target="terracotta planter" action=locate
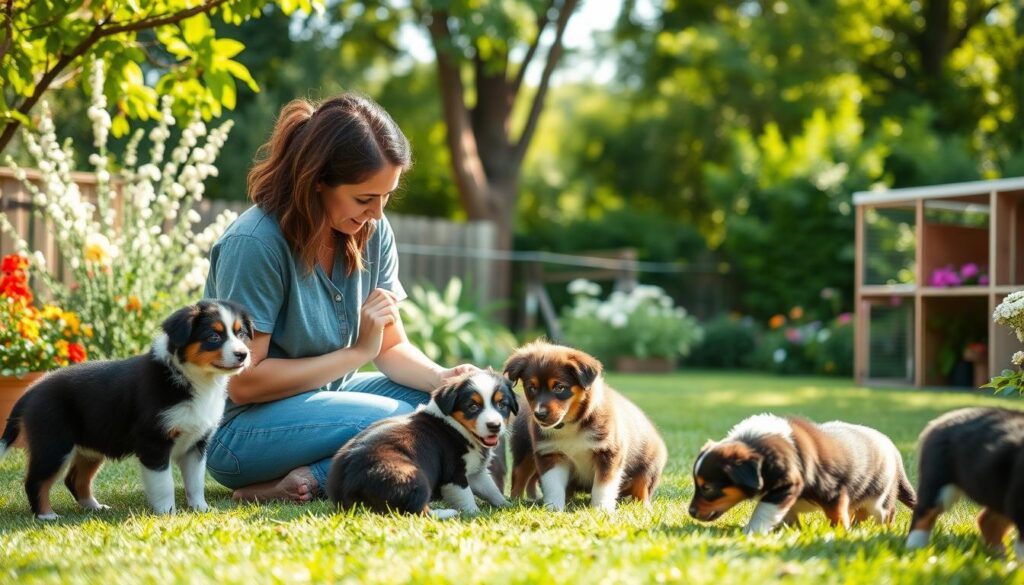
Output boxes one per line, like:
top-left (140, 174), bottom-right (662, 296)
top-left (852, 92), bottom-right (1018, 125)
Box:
top-left (614, 356), bottom-right (676, 373)
top-left (0, 371), bottom-right (45, 448)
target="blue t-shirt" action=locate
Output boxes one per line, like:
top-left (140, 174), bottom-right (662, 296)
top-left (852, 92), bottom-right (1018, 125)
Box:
top-left (204, 205), bottom-right (406, 422)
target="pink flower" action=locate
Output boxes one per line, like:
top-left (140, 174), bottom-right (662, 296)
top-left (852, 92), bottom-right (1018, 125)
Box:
top-left (837, 312), bottom-right (853, 325)
top-left (980, 275), bottom-right (990, 285)
top-left (929, 265), bottom-right (961, 288)
top-left (960, 263), bottom-right (979, 279)
top-left (785, 327), bottom-right (802, 343)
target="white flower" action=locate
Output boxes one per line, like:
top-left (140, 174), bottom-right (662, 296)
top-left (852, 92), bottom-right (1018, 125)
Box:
top-left (1012, 351), bottom-right (1024, 366)
top-left (773, 348), bottom-right (787, 364)
top-left (610, 312), bottom-right (628, 328)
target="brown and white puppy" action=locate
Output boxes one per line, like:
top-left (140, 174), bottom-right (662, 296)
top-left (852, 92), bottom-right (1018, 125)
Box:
top-left (504, 341), bottom-right (667, 512)
top-left (328, 370), bottom-right (516, 518)
top-left (0, 300), bottom-right (253, 520)
top-left (907, 407), bottom-right (1024, 556)
top-left (689, 414), bottom-right (916, 534)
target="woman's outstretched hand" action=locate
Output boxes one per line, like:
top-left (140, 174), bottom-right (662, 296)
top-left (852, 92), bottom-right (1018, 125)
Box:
top-left (354, 288), bottom-right (400, 360)
top-left (436, 364), bottom-right (482, 385)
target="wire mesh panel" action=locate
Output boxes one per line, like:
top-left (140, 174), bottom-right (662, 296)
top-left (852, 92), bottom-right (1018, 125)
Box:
top-left (868, 300), bottom-right (914, 382)
top-left (863, 206), bottom-right (916, 286)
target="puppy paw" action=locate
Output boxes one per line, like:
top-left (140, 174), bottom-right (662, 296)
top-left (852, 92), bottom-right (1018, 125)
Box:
top-left (543, 502), bottom-right (566, 512)
top-left (190, 501), bottom-right (210, 513)
top-left (36, 512), bottom-right (60, 521)
top-left (429, 508), bottom-right (460, 520)
top-left (489, 497), bottom-right (510, 508)
top-left (78, 498), bottom-right (110, 511)
top-left (905, 530), bottom-right (931, 550)
top-left (151, 504), bottom-right (177, 515)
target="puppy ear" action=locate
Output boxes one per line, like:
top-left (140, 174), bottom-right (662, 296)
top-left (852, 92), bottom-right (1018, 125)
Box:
top-left (432, 380), bottom-right (461, 416)
top-left (566, 349), bottom-right (602, 389)
top-left (502, 351), bottom-right (530, 387)
top-left (162, 304), bottom-right (199, 351)
top-left (239, 309), bottom-right (255, 341)
top-left (726, 456), bottom-right (763, 493)
top-left (503, 377), bottom-right (518, 415)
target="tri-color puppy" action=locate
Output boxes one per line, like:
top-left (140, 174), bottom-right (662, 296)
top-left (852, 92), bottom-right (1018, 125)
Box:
top-left (328, 370), bottom-right (516, 517)
top-left (504, 341), bottom-right (667, 512)
top-left (907, 407), bottom-right (1024, 556)
top-left (0, 299), bottom-right (253, 520)
top-left (689, 414), bottom-right (916, 534)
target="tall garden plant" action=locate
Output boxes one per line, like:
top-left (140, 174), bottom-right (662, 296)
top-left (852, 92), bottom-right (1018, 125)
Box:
top-left (0, 61), bottom-right (237, 358)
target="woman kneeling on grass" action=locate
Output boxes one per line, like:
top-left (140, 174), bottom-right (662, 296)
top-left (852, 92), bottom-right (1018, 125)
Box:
top-left (203, 93), bottom-right (477, 502)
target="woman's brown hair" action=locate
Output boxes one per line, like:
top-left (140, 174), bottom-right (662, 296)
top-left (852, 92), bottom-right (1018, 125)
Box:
top-left (248, 93), bottom-right (412, 275)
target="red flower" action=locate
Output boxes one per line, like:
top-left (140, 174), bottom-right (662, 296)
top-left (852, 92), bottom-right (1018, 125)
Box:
top-left (1, 254), bottom-right (28, 274)
top-left (67, 342), bottom-right (87, 364)
top-left (0, 272), bottom-right (32, 304)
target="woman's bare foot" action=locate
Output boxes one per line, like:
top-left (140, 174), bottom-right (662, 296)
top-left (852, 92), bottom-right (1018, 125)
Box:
top-left (231, 467), bottom-right (318, 503)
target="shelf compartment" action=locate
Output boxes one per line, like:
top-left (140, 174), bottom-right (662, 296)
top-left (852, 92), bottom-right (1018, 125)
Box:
top-left (994, 189), bottom-right (1024, 287)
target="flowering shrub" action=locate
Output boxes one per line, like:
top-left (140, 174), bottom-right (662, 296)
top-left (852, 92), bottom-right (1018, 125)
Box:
top-left (1, 254), bottom-right (89, 376)
top-left (753, 308), bottom-right (854, 376)
top-left (561, 279), bottom-right (703, 365)
top-left (982, 291), bottom-right (1024, 396)
top-left (398, 277), bottom-right (518, 368)
top-left (0, 60), bottom-right (237, 359)
top-left (929, 263), bottom-right (989, 287)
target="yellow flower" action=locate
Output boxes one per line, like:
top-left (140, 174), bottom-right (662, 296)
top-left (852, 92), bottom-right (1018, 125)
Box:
top-left (55, 339), bottom-right (69, 356)
top-left (62, 311), bottom-right (80, 335)
top-left (126, 296), bottom-right (142, 312)
top-left (41, 305), bottom-right (63, 320)
top-left (83, 324), bottom-right (94, 338)
top-left (83, 232), bottom-right (116, 265)
top-left (17, 317), bottom-right (39, 342)
top-left (789, 306), bottom-right (804, 321)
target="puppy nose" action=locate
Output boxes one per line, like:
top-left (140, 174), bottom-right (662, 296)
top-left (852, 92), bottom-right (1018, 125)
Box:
top-left (486, 422), bottom-right (501, 433)
top-left (688, 505), bottom-right (698, 517)
top-left (234, 350), bottom-right (249, 361)
top-left (534, 407), bottom-right (548, 419)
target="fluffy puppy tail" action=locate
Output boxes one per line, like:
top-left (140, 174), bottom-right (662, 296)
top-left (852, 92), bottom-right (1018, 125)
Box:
top-left (0, 394), bottom-right (27, 459)
top-left (896, 468), bottom-right (917, 509)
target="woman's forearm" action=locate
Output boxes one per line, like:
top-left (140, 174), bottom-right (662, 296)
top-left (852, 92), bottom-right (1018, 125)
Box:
top-left (373, 341), bottom-right (444, 392)
top-left (228, 345), bottom-right (373, 404)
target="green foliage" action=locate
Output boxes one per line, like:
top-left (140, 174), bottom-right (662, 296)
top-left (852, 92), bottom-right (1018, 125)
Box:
top-left (0, 0), bottom-right (320, 153)
top-left (685, 314), bottom-right (760, 369)
top-left (704, 100), bottom-right (878, 319)
top-left (398, 277), bottom-right (517, 368)
top-left (561, 281), bottom-right (703, 365)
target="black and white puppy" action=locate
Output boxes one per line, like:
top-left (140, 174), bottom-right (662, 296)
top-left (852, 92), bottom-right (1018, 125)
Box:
top-left (907, 407), bottom-right (1024, 556)
top-left (0, 299), bottom-right (253, 520)
top-left (328, 370), bottom-right (517, 518)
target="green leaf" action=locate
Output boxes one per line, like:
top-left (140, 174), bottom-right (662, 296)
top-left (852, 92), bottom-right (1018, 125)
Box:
top-left (220, 59), bottom-right (260, 93)
top-left (111, 114), bottom-right (130, 138)
top-left (182, 13), bottom-right (212, 46)
top-left (213, 38), bottom-right (245, 59)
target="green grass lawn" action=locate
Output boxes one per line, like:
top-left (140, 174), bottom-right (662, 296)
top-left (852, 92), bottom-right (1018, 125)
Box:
top-left (1, 371), bottom-right (1022, 584)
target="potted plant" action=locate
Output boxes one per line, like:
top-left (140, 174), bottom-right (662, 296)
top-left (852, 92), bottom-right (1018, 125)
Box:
top-left (561, 279), bottom-right (703, 372)
top-left (0, 253), bottom-right (89, 434)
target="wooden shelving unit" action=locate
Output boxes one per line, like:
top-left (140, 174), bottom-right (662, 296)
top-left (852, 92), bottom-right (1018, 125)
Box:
top-left (853, 178), bottom-right (1024, 388)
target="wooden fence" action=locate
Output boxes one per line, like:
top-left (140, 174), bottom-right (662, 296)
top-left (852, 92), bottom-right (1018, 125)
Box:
top-left (0, 168), bottom-right (497, 307)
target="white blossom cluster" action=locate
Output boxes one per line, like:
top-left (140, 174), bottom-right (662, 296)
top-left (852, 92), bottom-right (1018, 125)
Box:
top-left (567, 279), bottom-right (689, 330)
top-left (993, 290), bottom-right (1024, 343)
top-left (0, 59), bottom-right (237, 357)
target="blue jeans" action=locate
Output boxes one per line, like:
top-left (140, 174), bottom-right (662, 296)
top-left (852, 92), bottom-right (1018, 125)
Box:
top-left (206, 373), bottom-right (430, 495)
